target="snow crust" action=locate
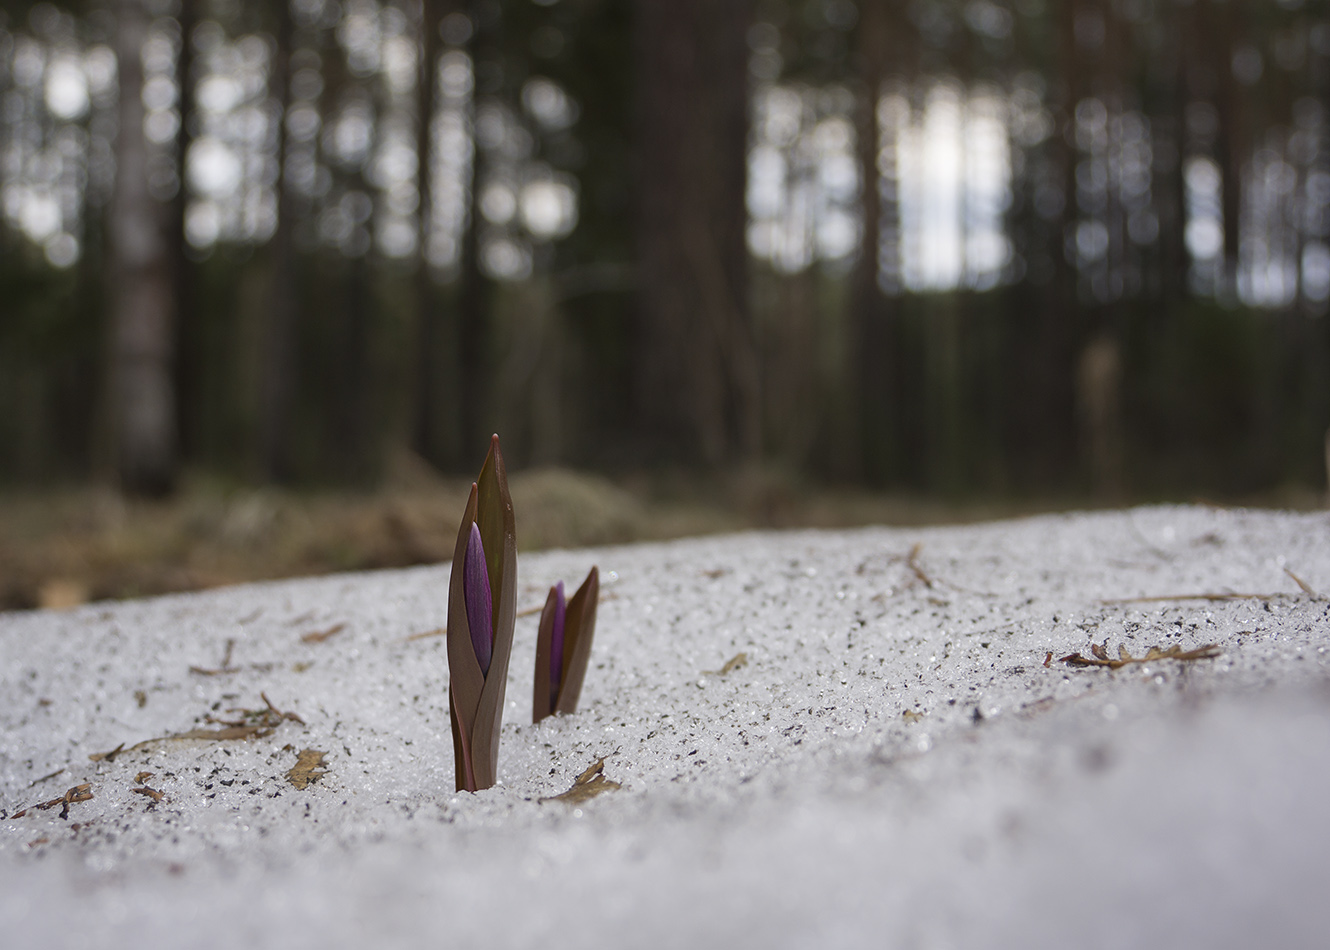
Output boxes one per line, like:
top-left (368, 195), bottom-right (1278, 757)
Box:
top-left (2, 505), bottom-right (1329, 949)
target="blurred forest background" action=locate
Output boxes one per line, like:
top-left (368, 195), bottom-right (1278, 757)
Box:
top-left (2, 0), bottom-right (1329, 606)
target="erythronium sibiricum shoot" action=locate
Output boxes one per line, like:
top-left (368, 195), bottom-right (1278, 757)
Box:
top-left (448, 435), bottom-right (516, 792)
top-left (533, 566), bottom-right (599, 723)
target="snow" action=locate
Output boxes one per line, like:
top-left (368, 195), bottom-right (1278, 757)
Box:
top-left (2, 505), bottom-right (1329, 949)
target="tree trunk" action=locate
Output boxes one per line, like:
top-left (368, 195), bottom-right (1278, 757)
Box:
top-left (109, 0), bottom-right (176, 495)
top-left (261, 0), bottom-right (299, 482)
top-left (1212, 1), bottom-right (1246, 294)
top-left (412, 0), bottom-right (447, 467)
top-left (170, 0), bottom-right (197, 466)
top-left (850, 0), bottom-right (897, 484)
top-left (635, 0), bottom-right (758, 466)
top-left (455, 0), bottom-right (496, 463)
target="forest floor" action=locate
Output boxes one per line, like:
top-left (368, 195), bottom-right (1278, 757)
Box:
top-left (0, 457), bottom-right (1323, 611)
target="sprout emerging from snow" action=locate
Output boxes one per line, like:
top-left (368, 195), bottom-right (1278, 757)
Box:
top-left (533, 566), bottom-right (599, 723)
top-left (447, 435), bottom-right (517, 791)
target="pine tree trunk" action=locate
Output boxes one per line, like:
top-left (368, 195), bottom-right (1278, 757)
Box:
top-left (635, 0), bottom-right (758, 466)
top-left (850, 0), bottom-right (896, 484)
top-left (261, 0), bottom-right (299, 482)
top-left (109, 0), bottom-right (176, 495)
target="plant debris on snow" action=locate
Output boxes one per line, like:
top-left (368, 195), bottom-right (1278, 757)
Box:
top-left (1059, 641), bottom-right (1222, 670)
top-left (540, 757), bottom-right (621, 804)
top-left (89, 694), bottom-right (304, 761)
top-left (704, 653), bottom-right (748, 676)
top-left (286, 750), bottom-right (329, 790)
top-left (300, 623), bottom-right (346, 644)
top-left (7, 784), bottom-right (93, 821)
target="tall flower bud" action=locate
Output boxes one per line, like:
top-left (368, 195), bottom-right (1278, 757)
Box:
top-left (447, 435), bottom-right (516, 791)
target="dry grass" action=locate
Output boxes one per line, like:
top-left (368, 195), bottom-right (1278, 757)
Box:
top-left (2, 464), bottom-right (1321, 612)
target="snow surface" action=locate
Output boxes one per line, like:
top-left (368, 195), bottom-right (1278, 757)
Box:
top-left (2, 505), bottom-right (1329, 949)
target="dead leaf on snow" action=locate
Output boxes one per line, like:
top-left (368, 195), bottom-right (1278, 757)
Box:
top-left (1284, 567), bottom-right (1319, 597)
top-left (6, 783), bottom-right (94, 821)
top-left (132, 786), bottom-right (165, 803)
top-left (90, 694), bottom-right (303, 760)
top-left (906, 543), bottom-right (933, 588)
top-left (135, 772), bottom-right (153, 784)
top-left (286, 749), bottom-right (328, 790)
top-left (1059, 642), bottom-right (1221, 670)
top-left (901, 709), bottom-right (924, 723)
top-left (38, 784), bottom-right (93, 820)
top-left (399, 626), bottom-right (445, 643)
top-left (175, 725), bottom-right (278, 741)
top-left (704, 653), bottom-right (748, 676)
top-left (189, 638), bottom-right (275, 676)
top-left (540, 756), bottom-right (621, 804)
top-left (1100, 590), bottom-right (1305, 605)
top-left (300, 623), bottom-right (345, 644)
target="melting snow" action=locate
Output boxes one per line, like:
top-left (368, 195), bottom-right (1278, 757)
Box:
top-left (2, 506), bottom-right (1329, 948)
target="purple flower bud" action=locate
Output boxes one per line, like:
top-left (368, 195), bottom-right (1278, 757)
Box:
top-left (548, 581), bottom-right (566, 703)
top-left (464, 521), bottom-right (493, 675)
top-left (533, 566), bottom-right (598, 723)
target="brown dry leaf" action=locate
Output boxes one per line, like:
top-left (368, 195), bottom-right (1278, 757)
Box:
top-left (1284, 567), bottom-right (1318, 597)
top-left (132, 786), bottom-right (165, 803)
top-left (300, 623), bottom-right (345, 644)
top-left (286, 749), bottom-right (328, 790)
top-left (134, 690), bottom-right (147, 708)
top-left (1043, 651), bottom-right (1053, 668)
top-left (90, 695), bottom-right (303, 760)
top-left (1060, 642), bottom-right (1222, 670)
top-left (135, 772), bottom-right (153, 784)
top-left (175, 725), bottom-right (277, 741)
top-left (7, 783), bottom-right (94, 821)
top-left (704, 653), bottom-right (748, 676)
top-left (541, 757), bottom-right (622, 804)
top-left (901, 709), bottom-right (924, 723)
top-left (19, 783), bottom-right (96, 820)
top-left (88, 743), bottom-right (126, 763)
top-left (400, 626), bottom-right (445, 643)
top-left (1101, 591), bottom-right (1295, 604)
top-left (906, 543), bottom-right (934, 588)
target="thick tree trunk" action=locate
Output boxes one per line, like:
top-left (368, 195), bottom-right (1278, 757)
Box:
top-left (109, 0), bottom-right (176, 495)
top-left (635, 0), bottom-right (758, 466)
